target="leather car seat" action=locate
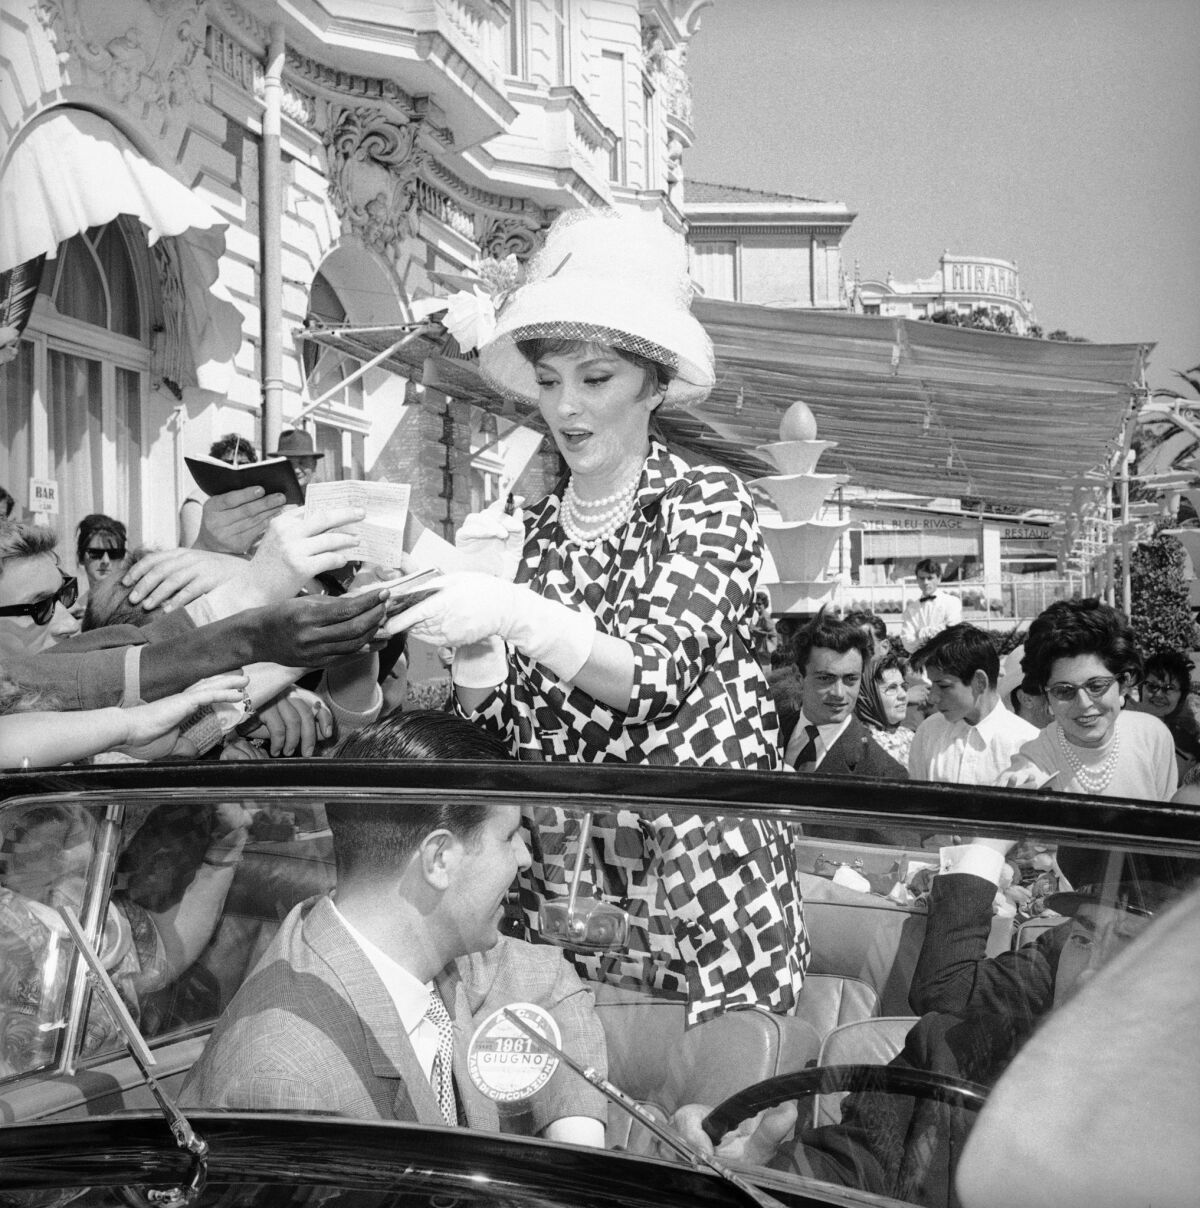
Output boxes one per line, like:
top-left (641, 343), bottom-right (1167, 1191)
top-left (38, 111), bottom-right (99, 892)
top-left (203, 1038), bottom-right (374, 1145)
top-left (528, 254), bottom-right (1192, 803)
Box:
top-left (592, 982), bottom-right (822, 1151)
top-left (811, 1015), bottom-right (919, 1126)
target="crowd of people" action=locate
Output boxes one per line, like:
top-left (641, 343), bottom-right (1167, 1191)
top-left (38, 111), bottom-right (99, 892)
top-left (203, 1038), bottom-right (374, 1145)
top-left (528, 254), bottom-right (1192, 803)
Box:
top-left (0, 209), bottom-right (1196, 1205)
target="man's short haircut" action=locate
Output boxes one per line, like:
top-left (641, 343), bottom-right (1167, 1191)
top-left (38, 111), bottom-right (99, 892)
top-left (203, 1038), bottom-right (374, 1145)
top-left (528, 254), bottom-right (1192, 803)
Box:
top-left (82, 549), bottom-right (151, 631)
top-left (209, 433), bottom-right (258, 463)
top-left (913, 623), bottom-right (1000, 687)
top-left (0, 520), bottom-right (58, 578)
top-left (844, 609), bottom-right (888, 642)
top-left (328, 712), bottom-right (510, 879)
top-left (793, 609), bottom-right (871, 675)
top-left (914, 558), bottom-right (944, 578)
top-left (1020, 598), bottom-right (1142, 694)
top-left (75, 513), bottom-right (127, 565)
top-left (0, 487), bottom-right (14, 519)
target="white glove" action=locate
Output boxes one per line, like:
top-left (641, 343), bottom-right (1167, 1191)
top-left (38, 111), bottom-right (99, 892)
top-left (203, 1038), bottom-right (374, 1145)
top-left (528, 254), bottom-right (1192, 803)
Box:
top-left (396, 572), bottom-right (596, 683)
top-left (454, 498), bottom-right (525, 581)
top-left (452, 637), bottom-right (509, 689)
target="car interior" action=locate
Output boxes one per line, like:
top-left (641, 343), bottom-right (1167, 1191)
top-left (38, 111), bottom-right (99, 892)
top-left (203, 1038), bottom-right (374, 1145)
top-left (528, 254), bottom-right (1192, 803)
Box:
top-left (0, 785), bottom-right (1194, 1189)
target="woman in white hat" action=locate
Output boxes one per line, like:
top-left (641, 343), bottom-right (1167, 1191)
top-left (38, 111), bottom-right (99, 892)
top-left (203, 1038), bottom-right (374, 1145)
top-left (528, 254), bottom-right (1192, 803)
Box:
top-left (395, 210), bottom-right (807, 1024)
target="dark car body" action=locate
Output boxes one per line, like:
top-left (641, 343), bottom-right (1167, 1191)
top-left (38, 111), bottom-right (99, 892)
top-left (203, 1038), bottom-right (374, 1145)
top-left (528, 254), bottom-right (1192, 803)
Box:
top-left (0, 760), bottom-right (1194, 1208)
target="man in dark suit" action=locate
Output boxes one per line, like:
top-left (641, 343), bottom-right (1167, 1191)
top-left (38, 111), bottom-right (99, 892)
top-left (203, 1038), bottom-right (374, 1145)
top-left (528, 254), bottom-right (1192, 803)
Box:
top-left (677, 841), bottom-right (1187, 1207)
top-left (779, 612), bottom-right (906, 778)
top-left (181, 713), bottom-right (606, 1145)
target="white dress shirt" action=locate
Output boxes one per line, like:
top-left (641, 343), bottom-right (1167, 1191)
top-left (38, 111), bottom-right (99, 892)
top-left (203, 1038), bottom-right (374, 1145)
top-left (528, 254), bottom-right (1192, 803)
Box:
top-left (909, 700), bottom-right (1038, 785)
top-left (333, 901), bottom-right (439, 1081)
top-left (785, 712), bottom-right (852, 770)
top-left (899, 590), bottom-right (964, 653)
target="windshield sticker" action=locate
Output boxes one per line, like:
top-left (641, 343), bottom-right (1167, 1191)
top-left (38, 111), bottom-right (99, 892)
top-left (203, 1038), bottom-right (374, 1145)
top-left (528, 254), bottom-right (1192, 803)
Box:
top-left (467, 1002), bottom-right (561, 1102)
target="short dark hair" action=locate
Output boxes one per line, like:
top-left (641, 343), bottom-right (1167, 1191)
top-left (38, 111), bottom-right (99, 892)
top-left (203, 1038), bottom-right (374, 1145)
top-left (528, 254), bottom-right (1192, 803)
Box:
top-left (844, 609), bottom-right (888, 642)
top-left (793, 610), bottom-right (871, 675)
top-left (209, 433), bottom-right (258, 463)
top-left (329, 712), bottom-right (510, 879)
top-left (913, 623), bottom-right (1000, 688)
top-left (75, 514), bottom-right (126, 565)
top-left (515, 336), bottom-right (676, 395)
top-left (82, 548), bottom-right (152, 631)
top-left (1143, 650), bottom-right (1193, 697)
top-left (0, 487), bottom-right (14, 519)
top-left (915, 558), bottom-right (944, 578)
top-left (1021, 598), bottom-right (1142, 694)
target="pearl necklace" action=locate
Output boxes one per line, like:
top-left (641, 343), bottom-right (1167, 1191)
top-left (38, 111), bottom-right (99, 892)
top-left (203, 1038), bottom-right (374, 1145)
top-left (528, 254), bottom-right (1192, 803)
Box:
top-left (561, 474), bottom-right (639, 548)
top-left (1055, 721), bottom-right (1120, 794)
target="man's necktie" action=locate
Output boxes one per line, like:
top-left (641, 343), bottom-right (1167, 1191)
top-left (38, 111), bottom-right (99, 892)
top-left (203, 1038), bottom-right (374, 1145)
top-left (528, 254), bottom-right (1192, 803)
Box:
top-left (425, 991), bottom-right (457, 1125)
top-left (793, 723), bottom-right (821, 771)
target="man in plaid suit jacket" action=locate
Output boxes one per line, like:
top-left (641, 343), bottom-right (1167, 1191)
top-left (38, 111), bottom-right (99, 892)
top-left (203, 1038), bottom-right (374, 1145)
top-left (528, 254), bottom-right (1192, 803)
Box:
top-left (181, 721), bottom-right (607, 1143)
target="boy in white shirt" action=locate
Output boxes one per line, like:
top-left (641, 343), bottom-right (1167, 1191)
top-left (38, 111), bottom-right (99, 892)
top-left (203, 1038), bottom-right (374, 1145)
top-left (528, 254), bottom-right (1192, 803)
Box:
top-left (909, 624), bottom-right (1038, 785)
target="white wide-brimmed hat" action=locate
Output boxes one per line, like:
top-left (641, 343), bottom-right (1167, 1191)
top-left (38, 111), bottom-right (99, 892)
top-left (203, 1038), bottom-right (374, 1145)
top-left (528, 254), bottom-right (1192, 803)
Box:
top-left (478, 209), bottom-right (715, 407)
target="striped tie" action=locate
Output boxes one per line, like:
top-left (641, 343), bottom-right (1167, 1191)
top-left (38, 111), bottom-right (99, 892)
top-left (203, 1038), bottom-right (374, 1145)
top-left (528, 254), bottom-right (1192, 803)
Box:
top-left (425, 991), bottom-right (457, 1125)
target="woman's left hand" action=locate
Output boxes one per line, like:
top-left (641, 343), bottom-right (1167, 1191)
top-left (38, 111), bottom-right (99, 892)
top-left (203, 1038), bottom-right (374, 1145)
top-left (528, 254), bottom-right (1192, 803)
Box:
top-left (391, 572), bottom-right (514, 648)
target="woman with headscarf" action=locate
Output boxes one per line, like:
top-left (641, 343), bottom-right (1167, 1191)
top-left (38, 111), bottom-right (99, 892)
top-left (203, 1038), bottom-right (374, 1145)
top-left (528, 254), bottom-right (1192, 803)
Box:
top-left (855, 650), bottom-right (914, 766)
top-left (394, 210), bottom-right (806, 1025)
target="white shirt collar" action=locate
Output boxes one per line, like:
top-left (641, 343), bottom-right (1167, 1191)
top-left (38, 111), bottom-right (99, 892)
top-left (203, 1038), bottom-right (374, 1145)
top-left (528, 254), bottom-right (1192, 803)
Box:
top-left (799, 711), bottom-right (852, 745)
top-left (332, 900), bottom-right (432, 1036)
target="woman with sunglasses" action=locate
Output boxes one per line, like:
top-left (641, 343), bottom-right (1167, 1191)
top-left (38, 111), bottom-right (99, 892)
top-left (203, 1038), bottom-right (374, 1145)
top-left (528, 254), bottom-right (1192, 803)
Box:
top-left (998, 598), bottom-right (1177, 802)
top-left (74, 514), bottom-right (127, 617)
top-left (0, 521), bottom-right (80, 659)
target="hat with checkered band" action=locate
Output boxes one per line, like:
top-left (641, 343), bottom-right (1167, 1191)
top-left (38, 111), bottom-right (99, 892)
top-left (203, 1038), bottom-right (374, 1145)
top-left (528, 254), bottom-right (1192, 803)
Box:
top-left (478, 209), bottom-right (716, 407)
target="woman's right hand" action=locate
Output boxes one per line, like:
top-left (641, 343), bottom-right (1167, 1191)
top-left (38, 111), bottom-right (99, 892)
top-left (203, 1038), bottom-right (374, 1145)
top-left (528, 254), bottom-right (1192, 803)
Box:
top-left (996, 762), bottom-right (1049, 790)
top-left (455, 498), bottom-right (524, 581)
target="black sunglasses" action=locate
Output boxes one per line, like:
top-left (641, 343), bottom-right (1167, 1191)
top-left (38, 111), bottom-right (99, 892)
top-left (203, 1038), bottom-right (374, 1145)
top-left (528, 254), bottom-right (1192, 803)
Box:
top-left (83, 546), bottom-right (125, 562)
top-left (0, 574), bottom-right (79, 626)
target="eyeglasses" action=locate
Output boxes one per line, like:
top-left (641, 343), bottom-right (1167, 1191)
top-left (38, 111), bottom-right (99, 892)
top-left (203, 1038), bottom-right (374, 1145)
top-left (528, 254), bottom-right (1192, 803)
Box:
top-left (82, 546), bottom-right (125, 562)
top-left (1143, 680), bottom-right (1180, 697)
top-left (0, 574), bottom-right (78, 626)
top-left (1045, 675), bottom-right (1120, 703)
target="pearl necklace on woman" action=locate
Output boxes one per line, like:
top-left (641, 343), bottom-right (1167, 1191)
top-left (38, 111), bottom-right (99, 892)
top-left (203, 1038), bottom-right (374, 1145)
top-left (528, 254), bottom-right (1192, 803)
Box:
top-left (1055, 721), bottom-right (1121, 794)
top-left (560, 472), bottom-right (640, 548)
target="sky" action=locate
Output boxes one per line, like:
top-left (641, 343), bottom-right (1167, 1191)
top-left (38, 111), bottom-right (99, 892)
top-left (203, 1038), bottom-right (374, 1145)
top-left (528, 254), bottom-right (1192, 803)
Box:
top-left (684, 0), bottom-right (1200, 393)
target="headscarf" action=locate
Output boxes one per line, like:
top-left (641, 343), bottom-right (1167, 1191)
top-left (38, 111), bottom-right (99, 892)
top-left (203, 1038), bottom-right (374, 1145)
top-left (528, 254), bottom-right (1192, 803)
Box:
top-left (856, 655), bottom-right (900, 733)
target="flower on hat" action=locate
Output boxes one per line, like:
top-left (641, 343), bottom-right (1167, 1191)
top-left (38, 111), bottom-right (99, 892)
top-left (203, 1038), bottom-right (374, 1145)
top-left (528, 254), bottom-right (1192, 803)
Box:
top-left (410, 255), bottom-right (524, 353)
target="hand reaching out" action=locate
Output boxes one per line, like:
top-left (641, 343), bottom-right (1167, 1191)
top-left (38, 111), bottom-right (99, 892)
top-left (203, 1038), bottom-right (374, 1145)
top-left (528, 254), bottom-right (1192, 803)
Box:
top-left (115, 672), bottom-right (249, 759)
top-left (194, 485), bottom-right (287, 554)
top-left (122, 548), bottom-right (248, 612)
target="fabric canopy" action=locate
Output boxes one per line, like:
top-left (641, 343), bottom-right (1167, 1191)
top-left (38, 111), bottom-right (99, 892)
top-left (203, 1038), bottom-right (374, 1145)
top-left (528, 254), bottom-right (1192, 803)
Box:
top-left (302, 299), bottom-right (1150, 523)
top-left (689, 299), bottom-right (1150, 513)
top-left (0, 108), bottom-right (242, 391)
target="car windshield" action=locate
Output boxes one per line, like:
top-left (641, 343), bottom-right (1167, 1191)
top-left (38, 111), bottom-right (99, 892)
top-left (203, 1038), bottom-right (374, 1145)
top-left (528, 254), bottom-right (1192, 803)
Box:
top-left (0, 771), bottom-right (1195, 1208)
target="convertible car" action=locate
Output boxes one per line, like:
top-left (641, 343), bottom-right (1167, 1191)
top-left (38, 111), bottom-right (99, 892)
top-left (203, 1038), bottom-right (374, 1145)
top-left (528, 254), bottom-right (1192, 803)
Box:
top-left (0, 758), bottom-right (1195, 1208)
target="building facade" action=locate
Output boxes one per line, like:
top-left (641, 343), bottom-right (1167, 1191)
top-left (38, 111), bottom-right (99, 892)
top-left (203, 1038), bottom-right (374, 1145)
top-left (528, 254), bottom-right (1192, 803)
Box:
top-left (0, 0), bottom-right (712, 550)
top-left (684, 180), bottom-right (855, 308)
top-left (855, 252), bottom-right (1037, 334)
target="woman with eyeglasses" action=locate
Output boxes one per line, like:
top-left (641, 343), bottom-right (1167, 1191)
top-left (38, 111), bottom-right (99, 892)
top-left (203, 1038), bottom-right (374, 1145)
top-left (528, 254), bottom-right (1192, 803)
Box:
top-left (74, 514), bottom-right (127, 617)
top-left (998, 598), bottom-right (1177, 802)
top-left (1130, 649), bottom-right (1200, 780)
top-left (0, 521), bottom-right (81, 659)
top-left (855, 650), bottom-right (914, 765)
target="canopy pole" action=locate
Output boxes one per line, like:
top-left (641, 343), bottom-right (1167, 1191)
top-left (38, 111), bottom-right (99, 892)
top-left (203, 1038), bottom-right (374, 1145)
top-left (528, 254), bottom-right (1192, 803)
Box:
top-left (261, 23), bottom-right (285, 455)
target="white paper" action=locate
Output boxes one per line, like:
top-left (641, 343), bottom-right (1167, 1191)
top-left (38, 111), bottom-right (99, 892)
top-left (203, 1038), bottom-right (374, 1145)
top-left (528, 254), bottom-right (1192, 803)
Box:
top-left (306, 480), bottom-right (411, 569)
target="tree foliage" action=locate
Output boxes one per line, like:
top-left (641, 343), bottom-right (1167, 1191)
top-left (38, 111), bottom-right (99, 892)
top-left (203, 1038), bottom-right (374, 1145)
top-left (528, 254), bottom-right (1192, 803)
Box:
top-left (1129, 526), bottom-right (1198, 655)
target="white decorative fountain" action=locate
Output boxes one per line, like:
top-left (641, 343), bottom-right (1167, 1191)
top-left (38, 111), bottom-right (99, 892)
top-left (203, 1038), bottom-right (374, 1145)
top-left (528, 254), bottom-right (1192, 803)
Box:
top-left (752, 400), bottom-right (849, 615)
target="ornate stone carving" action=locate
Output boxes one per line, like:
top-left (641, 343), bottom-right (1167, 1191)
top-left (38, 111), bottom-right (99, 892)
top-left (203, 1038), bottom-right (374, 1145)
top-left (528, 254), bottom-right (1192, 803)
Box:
top-left (36, 0), bottom-right (208, 113)
top-left (657, 45), bottom-right (693, 126)
top-left (476, 215), bottom-right (543, 262)
top-left (323, 105), bottom-right (429, 260)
